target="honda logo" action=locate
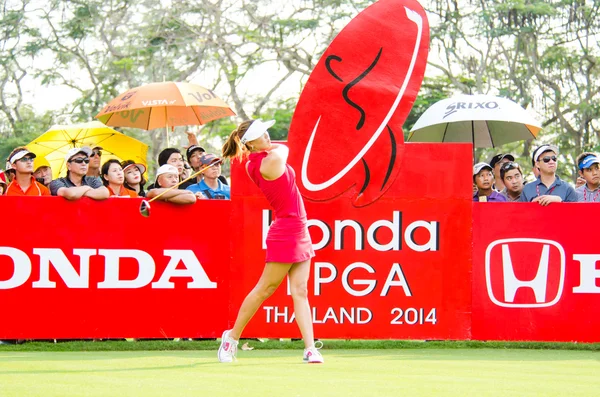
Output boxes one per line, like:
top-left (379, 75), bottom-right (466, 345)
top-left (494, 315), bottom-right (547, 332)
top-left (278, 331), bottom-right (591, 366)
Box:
top-left (485, 239), bottom-right (565, 308)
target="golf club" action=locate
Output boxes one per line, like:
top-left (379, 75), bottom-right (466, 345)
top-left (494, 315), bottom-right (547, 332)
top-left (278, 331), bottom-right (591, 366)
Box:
top-left (139, 158), bottom-right (223, 217)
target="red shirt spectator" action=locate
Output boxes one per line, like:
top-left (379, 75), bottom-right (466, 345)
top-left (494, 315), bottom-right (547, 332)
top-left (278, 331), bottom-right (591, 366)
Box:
top-left (5, 149), bottom-right (50, 196)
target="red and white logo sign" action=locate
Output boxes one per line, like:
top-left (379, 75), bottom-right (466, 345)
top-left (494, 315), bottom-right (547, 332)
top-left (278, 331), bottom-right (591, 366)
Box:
top-left (485, 238), bottom-right (565, 308)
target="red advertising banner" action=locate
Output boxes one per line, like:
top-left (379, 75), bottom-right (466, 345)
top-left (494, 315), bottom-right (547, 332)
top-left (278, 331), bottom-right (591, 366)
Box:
top-left (472, 203), bottom-right (600, 343)
top-left (230, 143), bottom-right (473, 340)
top-left (0, 197), bottom-right (230, 339)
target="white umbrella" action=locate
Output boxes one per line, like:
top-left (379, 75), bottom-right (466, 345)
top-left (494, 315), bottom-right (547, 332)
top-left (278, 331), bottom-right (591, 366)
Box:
top-left (408, 94), bottom-right (542, 147)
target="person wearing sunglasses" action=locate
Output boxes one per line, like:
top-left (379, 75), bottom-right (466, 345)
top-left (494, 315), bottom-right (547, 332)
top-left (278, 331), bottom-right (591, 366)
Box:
top-left (520, 144), bottom-right (577, 205)
top-left (49, 147), bottom-right (109, 200)
top-left (473, 162), bottom-right (507, 202)
top-left (499, 162), bottom-right (525, 202)
top-left (4, 147), bottom-right (50, 196)
top-left (575, 152), bottom-right (600, 202)
top-left (86, 146), bottom-right (103, 178)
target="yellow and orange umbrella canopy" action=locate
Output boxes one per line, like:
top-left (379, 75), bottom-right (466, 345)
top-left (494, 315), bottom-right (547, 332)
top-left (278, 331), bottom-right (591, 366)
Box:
top-left (95, 82), bottom-right (235, 130)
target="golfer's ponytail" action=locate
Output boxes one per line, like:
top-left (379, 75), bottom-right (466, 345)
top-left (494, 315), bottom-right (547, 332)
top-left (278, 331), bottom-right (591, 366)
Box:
top-left (222, 120), bottom-right (252, 161)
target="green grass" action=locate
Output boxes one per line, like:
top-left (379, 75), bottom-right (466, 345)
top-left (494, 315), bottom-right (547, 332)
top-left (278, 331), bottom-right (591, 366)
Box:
top-left (1, 339), bottom-right (599, 352)
top-left (0, 348), bottom-right (598, 397)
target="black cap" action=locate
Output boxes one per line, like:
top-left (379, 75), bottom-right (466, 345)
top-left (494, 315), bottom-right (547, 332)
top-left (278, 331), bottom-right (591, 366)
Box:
top-left (186, 145), bottom-right (206, 162)
top-left (490, 153), bottom-right (515, 168)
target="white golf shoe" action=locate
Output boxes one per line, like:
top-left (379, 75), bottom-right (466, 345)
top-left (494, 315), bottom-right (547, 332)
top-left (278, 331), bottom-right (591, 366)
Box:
top-left (218, 330), bottom-right (239, 363)
top-left (303, 344), bottom-right (324, 364)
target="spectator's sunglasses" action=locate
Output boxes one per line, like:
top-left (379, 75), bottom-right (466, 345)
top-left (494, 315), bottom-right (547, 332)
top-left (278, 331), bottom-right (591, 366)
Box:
top-left (541, 155), bottom-right (557, 163)
top-left (18, 157), bottom-right (35, 163)
top-left (501, 161), bottom-right (520, 171)
top-left (69, 158), bottom-right (90, 164)
top-left (90, 150), bottom-right (102, 158)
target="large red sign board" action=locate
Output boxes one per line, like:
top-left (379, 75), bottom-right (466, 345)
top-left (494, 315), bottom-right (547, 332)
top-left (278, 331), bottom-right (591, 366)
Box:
top-left (230, 144), bottom-right (472, 339)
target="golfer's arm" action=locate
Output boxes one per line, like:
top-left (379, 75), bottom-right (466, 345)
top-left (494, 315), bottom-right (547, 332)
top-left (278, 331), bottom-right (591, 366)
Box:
top-left (267, 143), bottom-right (289, 163)
top-left (261, 144), bottom-right (288, 180)
top-left (83, 186), bottom-right (110, 200)
top-left (57, 186), bottom-right (91, 200)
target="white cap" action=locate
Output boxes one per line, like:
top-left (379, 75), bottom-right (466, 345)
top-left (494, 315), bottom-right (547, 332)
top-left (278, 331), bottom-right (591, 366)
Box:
top-left (240, 119), bottom-right (275, 144)
top-left (155, 164), bottom-right (179, 184)
top-left (533, 145), bottom-right (559, 162)
top-left (123, 162), bottom-right (147, 175)
top-left (9, 149), bottom-right (37, 164)
top-left (473, 162), bottom-right (493, 176)
top-left (65, 146), bottom-right (92, 162)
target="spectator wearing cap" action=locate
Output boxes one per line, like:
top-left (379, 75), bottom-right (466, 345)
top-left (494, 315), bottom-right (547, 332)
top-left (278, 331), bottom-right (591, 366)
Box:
top-left (473, 162), bottom-right (507, 202)
top-left (49, 147), bottom-right (109, 200)
top-left (33, 156), bottom-right (53, 187)
top-left (146, 164), bottom-right (197, 204)
top-left (575, 152), bottom-right (600, 202)
top-left (181, 144), bottom-right (229, 189)
top-left (180, 145), bottom-right (205, 189)
top-left (489, 153), bottom-right (515, 192)
top-left (186, 154), bottom-right (230, 199)
top-left (147, 148), bottom-right (186, 191)
top-left (86, 146), bottom-right (103, 178)
top-left (101, 159), bottom-right (137, 197)
top-left (5, 147), bottom-right (50, 196)
top-left (499, 162), bottom-right (524, 202)
top-left (520, 144), bottom-right (577, 205)
top-left (121, 160), bottom-right (147, 197)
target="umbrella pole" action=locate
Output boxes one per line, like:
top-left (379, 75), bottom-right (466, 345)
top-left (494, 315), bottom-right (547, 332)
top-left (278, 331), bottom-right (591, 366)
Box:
top-left (165, 105), bottom-right (170, 146)
top-left (472, 120), bottom-right (475, 163)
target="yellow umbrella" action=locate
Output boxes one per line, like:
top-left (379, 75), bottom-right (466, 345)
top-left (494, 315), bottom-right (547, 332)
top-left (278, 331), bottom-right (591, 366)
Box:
top-left (27, 121), bottom-right (148, 179)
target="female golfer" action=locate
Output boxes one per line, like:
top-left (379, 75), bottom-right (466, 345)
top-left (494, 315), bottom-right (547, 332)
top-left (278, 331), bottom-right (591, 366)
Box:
top-left (219, 119), bottom-right (323, 364)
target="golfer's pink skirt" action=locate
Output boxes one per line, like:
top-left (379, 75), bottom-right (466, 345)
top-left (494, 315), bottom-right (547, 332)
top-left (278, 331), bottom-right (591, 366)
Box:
top-left (265, 217), bottom-right (315, 264)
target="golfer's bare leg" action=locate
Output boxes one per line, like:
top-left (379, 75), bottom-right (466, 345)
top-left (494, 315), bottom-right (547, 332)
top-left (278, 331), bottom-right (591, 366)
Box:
top-left (289, 259), bottom-right (315, 349)
top-left (229, 262), bottom-right (292, 340)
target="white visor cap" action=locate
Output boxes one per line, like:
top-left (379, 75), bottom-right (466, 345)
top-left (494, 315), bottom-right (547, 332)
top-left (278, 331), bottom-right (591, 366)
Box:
top-left (9, 150), bottom-right (37, 164)
top-left (240, 119), bottom-right (275, 144)
top-left (534, 145), bottom-right (559, 162)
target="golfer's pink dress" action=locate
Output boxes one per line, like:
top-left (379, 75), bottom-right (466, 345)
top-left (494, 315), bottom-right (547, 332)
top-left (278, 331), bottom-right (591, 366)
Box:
top-left (248, 151), bottom-right (315, 263)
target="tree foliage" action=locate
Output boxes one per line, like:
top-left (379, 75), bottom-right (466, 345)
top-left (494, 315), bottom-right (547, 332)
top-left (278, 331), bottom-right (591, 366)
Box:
top-left (0, 0), bottom-right (597, 182)
top-left (424, 0), bottom-right (600, 179)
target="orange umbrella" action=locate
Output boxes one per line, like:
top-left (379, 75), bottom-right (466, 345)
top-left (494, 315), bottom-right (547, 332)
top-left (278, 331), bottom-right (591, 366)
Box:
top-left (95, 82), bottom-right (235, 142)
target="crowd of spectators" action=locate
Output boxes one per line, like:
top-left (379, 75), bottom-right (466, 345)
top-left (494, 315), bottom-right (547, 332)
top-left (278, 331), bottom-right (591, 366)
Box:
top-left (473, 145), bottom-right (600, 204)
top-left (0, 139), bottom-right (230, 203)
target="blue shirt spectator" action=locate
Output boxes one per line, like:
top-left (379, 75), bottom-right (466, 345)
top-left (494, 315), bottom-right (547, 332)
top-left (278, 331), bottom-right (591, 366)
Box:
top-left (187, 179), bottom-right (230, 199)
top-left (575, 153), bottom-right (600, 202)
top-left (185, 153), bottom-right (229, 199)
top-left (520, 145), bottom-right (577, 204)
top-left (520, 176), bottom-right (577, 202)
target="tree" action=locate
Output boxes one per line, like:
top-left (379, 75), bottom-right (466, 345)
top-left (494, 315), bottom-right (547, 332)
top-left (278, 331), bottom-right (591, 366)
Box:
top-left (422, 0), bottom-right (600, 180)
